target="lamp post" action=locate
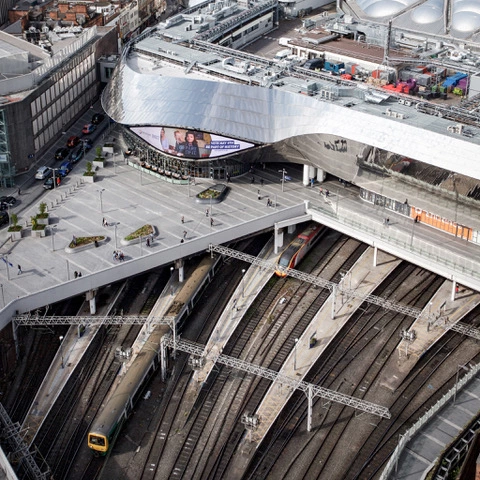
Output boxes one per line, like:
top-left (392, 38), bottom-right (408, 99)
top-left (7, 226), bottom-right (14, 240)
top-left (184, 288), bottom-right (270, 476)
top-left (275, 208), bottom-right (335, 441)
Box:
top-left (98, 189), bottom-right (105, 213)
top-left (114, 223), bottom-right (118, 249)
top-left (170, 266), bottom-right (175, 296)
top-left (59, 335), bottom-right (64, 369)
top-left (49, 224), bottom-right (57, 252)
top-left (294, 338), bottom-right (299, 370)
top-left (278, 168), bottom-right (287, 192)
top-left (241, 268), bottom-right (246, 298)
top-left (453, 364), bottom-right (470, 404)
top-left (1, 255), bottom-right (11, 281)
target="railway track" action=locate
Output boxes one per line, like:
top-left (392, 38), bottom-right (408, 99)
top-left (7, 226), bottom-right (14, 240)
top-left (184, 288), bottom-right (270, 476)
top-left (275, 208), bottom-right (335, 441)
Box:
top-left (146, 230), bottom-right (372, 479)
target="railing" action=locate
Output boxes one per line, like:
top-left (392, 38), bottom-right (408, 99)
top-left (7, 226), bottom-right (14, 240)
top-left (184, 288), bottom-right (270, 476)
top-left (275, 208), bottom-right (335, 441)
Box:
top-left (379, 362), bottom-right (480, 480)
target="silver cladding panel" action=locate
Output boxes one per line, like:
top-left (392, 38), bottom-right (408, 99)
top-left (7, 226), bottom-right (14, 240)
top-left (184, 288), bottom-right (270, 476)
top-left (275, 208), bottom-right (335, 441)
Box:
top-left (103, 51), bottom-right (480, 182)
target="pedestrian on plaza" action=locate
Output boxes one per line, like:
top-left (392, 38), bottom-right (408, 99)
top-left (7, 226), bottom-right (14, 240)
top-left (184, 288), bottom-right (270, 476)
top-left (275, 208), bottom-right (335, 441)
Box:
top-left (266, 197), bottom-right (271, 207)
top-left (181, 215), bottom-right (185, 224)
top-left (72, 235), bottom-right (77, 246)
top-left (325, 189), bottom-right (330, 197)
top-left (146, 237), bottom-right (151, 247)
top-left (183, 230), bottom-right (187, 239)
top-left (180, 238), bottom-right (184, 243)
top-left (205, 209), bottom-right (209, 217)
top-left (74, 271), bottom-right (78, 279)
top-left (102, 217), bottom-right (107, 227)
top-left (17, 187), bottom-right (21, 196)
top-left (78, 271), bottom-right (82, 277)
top-left (257, 189), bottom-right (261, 200)
top-left (251, 176), bottom-right (255, 184)
top-left (210, 218), bottom-right (214, 227)
top-left (319, 187), bottom-right (323, 195)
top-left (17, 264), bottom-right (22, 275)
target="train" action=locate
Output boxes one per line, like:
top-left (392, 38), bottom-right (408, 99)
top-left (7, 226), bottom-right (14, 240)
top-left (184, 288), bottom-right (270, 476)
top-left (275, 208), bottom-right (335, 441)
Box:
top-left (275, 222), bottom-right (325, 277)
top-left (87, 255), bottom-right (220, 455)
top-left (87, 326), bottom-right (164, 455)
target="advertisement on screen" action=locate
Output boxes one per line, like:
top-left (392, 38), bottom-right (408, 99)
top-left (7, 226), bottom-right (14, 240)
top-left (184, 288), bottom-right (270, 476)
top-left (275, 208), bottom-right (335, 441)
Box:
top-left (130, 126), bottom-right (254, 159)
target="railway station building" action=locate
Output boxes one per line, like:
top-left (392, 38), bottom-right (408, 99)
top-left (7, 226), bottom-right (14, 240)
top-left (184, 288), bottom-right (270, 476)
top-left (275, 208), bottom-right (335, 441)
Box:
top-left (102, 0), bottom-right (480, 248)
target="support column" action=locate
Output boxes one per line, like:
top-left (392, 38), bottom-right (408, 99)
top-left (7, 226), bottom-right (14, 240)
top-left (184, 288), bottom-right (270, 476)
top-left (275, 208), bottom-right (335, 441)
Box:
top-left (373, 245), bottom-right (378, 267)
top-left (287, 224), bottom-right (296, 234)
top-left (175, 259), bottom-right (185, 283)
top-left (12, 320), bottom-right (19, 360)
top-left (303, 164), bottom-right (310, 186)
top-left (274, 227), bottom-right (284, 254)
top-left (316, 169), bottom-right (326, 182)
top-left (451, 280), bottom-right (457, 302)
top-left (86, 289), bottom-right (97, 315)
top-left (172, 319), bottom-right (177, 359)
top-left (307, 385), bottom-right (313, 432)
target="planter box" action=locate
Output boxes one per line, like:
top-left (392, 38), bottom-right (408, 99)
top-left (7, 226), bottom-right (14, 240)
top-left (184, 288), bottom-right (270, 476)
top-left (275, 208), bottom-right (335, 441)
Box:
top-left (33, 229), bottom-right (46, 238)
top-left (93, 160), bottom-right (105, 169)
top-left (36, 217), bottom-right (49, 226)
top-left (10, 230), bottom-right (23, 241)
top-left (83, 174), bottom-right (96, 183)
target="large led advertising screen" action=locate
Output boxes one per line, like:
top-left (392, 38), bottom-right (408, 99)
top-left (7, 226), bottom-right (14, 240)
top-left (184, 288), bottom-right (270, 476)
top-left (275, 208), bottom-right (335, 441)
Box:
top-left (130, 126), bottom-right (255, 159)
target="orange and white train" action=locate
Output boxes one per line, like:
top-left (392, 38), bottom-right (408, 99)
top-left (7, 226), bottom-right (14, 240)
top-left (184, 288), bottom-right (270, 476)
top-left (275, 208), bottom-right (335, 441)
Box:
top-left (275, 223), bottom-right (325, 277)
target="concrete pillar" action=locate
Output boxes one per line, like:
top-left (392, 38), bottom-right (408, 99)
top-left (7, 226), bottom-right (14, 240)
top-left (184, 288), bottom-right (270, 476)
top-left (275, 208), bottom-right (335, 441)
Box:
top-left (86, 289), bottom-right (97, 315)
top-left (451, 280), bottom-right (457, 302)
top-left (316, 169), bottom-right (326, 182)
top-left (175, 259), bottom-right (185, 283)
top-left (307, 385), bottom-right (313, 432)
top-left (373, 245), bottom-right (378, 267)
top-left (287, 224), bottom-right (296, 234)
top-left (303, 165), bottom-right (311, 186)
top-left (274, 227), bottom-right (284, 254)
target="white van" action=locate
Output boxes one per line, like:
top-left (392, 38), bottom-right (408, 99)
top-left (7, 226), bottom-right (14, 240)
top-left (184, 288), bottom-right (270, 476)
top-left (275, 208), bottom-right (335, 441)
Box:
top-left (274, 49), bottom-right (291, 61)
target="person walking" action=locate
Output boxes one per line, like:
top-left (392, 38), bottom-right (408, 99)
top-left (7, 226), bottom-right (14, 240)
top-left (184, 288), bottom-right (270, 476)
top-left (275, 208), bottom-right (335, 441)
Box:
top-left (205, 209), bottom-right (209, 217)
top-left (146, 237), bottom-right (151, 247)
top-left (210, 217), bottom-right (214, 227)
top-left (17, 264), bottom-right (22, 275)
top-left (74, 271), bottom-right (78, 279)
top-left (183, 230), bottom-right (187, 239)
top-left (181, 216), bottom-right (184, 224)
top-left (257, 189), bottom-right (261, 200)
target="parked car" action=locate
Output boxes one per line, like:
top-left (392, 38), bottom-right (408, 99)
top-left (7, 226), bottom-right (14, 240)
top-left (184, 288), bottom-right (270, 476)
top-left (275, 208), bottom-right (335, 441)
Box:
top-left (67, 136), bottom-right (80, 148)
top-left (54, 147), bottom-right (70, 161)
top-left (69, 146), bottom-right (84, 163)
top-left (35, 166), bottom-right (52, 180)
top-left (82, 123), bottom-right (96, 135)
top-left (58, 161), bottom-right (73, 177)
top-left (91, 113), bottom-right (105, 125)
top-left (302, 58), bottom-right (324, 70)
top-left (0, 211), bottom-right (9, 228)
top-left (43, 176), bottom-right (61, 190)
top-left (81, 139), bottom-right (93, 151)
top-left (0, 196), bottom-right (17, 207)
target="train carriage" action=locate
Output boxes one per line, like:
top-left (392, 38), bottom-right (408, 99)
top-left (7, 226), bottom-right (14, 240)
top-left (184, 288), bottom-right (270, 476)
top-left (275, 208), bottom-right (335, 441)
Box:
top-left (275, 223), bottom-right (325, 277)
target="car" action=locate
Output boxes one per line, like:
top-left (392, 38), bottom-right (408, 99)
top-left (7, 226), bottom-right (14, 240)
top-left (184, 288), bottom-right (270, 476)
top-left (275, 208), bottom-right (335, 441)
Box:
top-left (54, 147), bottom-right (70, 161)
top-left (58, 161), bottom-right (73, 177)
top-left (91, 113), bottom-right (105, 125)
top-left (81, 139), bottom-right (93, 151)
top-left (0, 211), bottom-right (9, 228)
top-left (43, 176), bottom-right (61, 190)
top-left (67, 136), bottom-right (80, 148)
top-left (35, 166), bottom-right (52, 180)
top-left (69, 146), bottom-right (85, 163)
top-left (0, 196), bottom-right (17, 207)
top-left (82, 123), bottom-right (96, 135)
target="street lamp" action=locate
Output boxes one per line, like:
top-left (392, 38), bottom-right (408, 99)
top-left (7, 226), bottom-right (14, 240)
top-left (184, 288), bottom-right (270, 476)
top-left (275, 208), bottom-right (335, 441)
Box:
top-left (278, 168), bottom-right (287, 192)
top-left (114, 223), bottom-right (118, 249)
top-left (59, 336), bottom-right (64, 369)
top-left (97, 189), bottom-right (105, 213)
top-left (241, 268), bottom-right (246, 298)
top-left (453, 364), bottom-right (471, 404)
top-left (49, 224), bottom-right (57, 252)
top-left (294, 338), bottom-right (299, 370)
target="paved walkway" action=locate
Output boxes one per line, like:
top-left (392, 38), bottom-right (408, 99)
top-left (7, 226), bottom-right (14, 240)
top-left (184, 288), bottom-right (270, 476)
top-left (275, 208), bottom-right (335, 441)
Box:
top-left (392, 374), bottom-right (480, 480)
